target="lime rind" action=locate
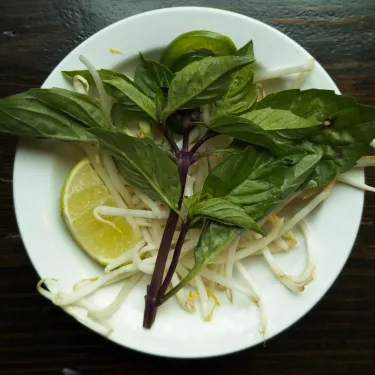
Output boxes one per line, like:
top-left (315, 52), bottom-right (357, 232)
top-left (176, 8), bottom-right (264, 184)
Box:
top-left (160, 30), bottom-right (237, 71)
top-left (60, 158), bottom-right (137, 265)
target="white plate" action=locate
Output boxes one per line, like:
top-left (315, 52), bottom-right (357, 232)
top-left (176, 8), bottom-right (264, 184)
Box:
top-left (13, 7), bottom-right (364, 358)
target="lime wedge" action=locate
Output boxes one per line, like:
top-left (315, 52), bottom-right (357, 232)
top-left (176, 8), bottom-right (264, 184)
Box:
top-left (61, 158), bottom-right (138, 265)
top-left (160, 30), bottom-right (237, 72)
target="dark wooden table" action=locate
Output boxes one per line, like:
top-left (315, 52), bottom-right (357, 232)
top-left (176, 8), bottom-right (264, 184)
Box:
top-left (1, 0), bottom-right (374, 374)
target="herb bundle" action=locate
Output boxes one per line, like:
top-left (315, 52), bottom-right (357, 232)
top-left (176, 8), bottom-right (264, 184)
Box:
top-left (2, 33), bottom-right (375, 330)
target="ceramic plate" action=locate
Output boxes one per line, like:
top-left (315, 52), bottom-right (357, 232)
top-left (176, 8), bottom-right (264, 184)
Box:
top-left (13, 7), bottom-right (364, 358)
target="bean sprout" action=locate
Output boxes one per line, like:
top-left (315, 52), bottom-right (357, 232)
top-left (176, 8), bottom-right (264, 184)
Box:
top-left (254, 60), bottom-right (314, 83)
top-left (88, 273), bottom-right (143, 318)
top-left (73, 75), bottom-right (89, 95)
top-left (288, 59), bottom-right (314, 89)
top-left (79, 55), bottom-right (111, 112)
top-left (225, 236), bottom-right (240, 302)
top-left (94, 206), bottom-right (169, 220)
top-left (235, 262), bottom-right (267, 335)
top-left (337, 172), bottom-right (375, 192)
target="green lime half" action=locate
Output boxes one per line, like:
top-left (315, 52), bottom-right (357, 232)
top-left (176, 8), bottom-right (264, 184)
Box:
top-left (160, 30), bottom-right (237, 72)
top-left (61, 159), bottom-right (138, 265)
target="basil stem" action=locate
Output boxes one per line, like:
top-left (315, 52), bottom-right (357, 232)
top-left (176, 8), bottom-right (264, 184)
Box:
top-left (143, 115), bottom-right (190, 328)
top-left (143, 110), bottom-right (214, 328)
top-left (157, 219), bottom-right (191, 301)
top-left (143, 208), bottom-right (180, 328)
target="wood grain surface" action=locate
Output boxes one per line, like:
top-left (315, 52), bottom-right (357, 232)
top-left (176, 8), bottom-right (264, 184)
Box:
top-left (0, 1), bottom-right (374, 374)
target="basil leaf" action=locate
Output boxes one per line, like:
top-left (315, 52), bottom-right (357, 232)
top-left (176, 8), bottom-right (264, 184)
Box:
top-left (206, 108), bottom-right (321, 154)
top-left (242, 108), bottom-right (320, 131)
top-left (257, 89), bottom-right (375, 186)
top-left (110, 103), bottom-right (149, 132)
top-left (0, 92), bottom-right (95, 141)
top-left (237, 39), bottom-right (254, 61)
top-left (256, 89), bottom-right (354, 122)
top-left (162, 56), bottom-right (254, 119)
top-left (103, 78), bottom-right (158, 122)
top-left (161, 221), bottom-right (242, 302)
top-left (186, 75), bottom-right (232, 108)
top-left (214, 40), bottom-right (257, 116)
top-left (281, 152), bottom-right (323, 196)
top-left (256, 89), bottom-right (375, 146)
top-left (62, 69), bottom-right (129, 87)
top-left (203, 146), bottom-right (286, 218)
top-left (134, 54), bottom-right (175, 99)
top-left (89, 129), bottom-right (180, 209)
top-left (203, 145), bottom-right (322, 218)
top-left (63, 69), bottom-right (151, 114)
top-left (299, 140), bottom-right (370, 188)
top-left (194, 221), bottom-right (242, 268)
top-left (188, 195), bottom-right (263, 233)
top-left (168, 49), bottom-right (216, 73)
top-left (206, 115), bottom-right (294, 153)
top-left (225, 139), bottom-right (250, 153)
top-left (203, 147), bottom-right (280, 198)
top-left (30, 88), bottom-right (113, 129)
top-left (62, 69), bottom-right (95, 84)
top-left (208, 112), bottom-right (374, 192)
top-left (240, 108), bottom-right (321, 143)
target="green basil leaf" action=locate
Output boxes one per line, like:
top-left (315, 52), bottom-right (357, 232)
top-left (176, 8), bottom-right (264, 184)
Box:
top-left (168, 49), bottom-right (216, 73)
top-left (203, 147), bottom-right (280, 198)
top-left (256, 89), bottom-right (375, 145)
top-left (183, 192), bottom-right (203, 212)
top-left (298, 140), bottom-right (370, 188)
top-left (257, 89), bottom-right (375, 186)
top-left (215, 79), bottom-right (257, 116)
top-left (161, 221), bottom-right (242, 302)
top-left (256, 89), bottom-right (354, 122)
top-left (30, 88), bottom-right (113, 129)
top-left (225, 139), bottom-right (250, 153)
top-left (62, 69), bottom-right (95, 84)
top-left (62, 69), bottom-right (150, 114)
top-left (213, 40), bottom-right (257, 116)
top-left (242, 108), bottom-right (320, 131)
top-left (103, 78), bottom-right (158, 122)
top-left (240, 108), bottom-right (321, 143)
top-left (280, 152), bottom-right (323, 195)
top-left (189, 196), bottom-right (263, 233)
top-left (203, 146), bottom-right (286, 218)
top-left (62, 69), bottom-right (129, 87)
top-left (110, 103), bottom-right (149, 132)
top-left (88, 129), bottom-right (180, 209)
top-left (134, 54), bottom-right (175, 99)
top-left (203, 146), bottom-right (322, 218)
top-left (207, 112), bottom-right (373, 193)
top-left (162, 56), bottom-right (254, 119)
top-left (0, 91), bottom-right (96, 141)
top-left (205, 115), bottom-right (294, 153)
top-left (186, 75), bottom-right (233, 108)
top-left (194, 221), bottom-right (242, 268)
top-left (206, 108), bottom-right (321, 154)
top-left (155, 89), bottom-right (167, 117)
top-left (237, 39), bottom-right (254, 60)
